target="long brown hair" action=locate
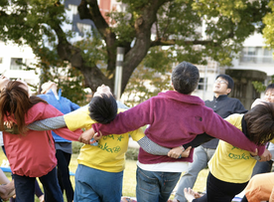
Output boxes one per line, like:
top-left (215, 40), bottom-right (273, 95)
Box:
top-left (0, 81), bottom-right (47, 135)
top-left (245, 102), bottom-right (274, 144)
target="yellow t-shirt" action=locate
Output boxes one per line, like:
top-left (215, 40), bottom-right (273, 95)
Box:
top-left (208, 114), bottom-right (256, 183)
top-left (64, 105), bottom-right (145, 172)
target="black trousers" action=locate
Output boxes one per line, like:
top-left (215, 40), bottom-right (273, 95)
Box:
top-left (194, 172), bottom-right (248, 202)
top-left (56, 150), bottom-right (74, 202)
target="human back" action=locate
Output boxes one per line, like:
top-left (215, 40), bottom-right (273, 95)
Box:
top-left (210, 102), bottom-right (274, 183)
top-left (65, 105), bottom-right (140, 172)
top-left (0, 80), bottom-right (80, 177)
top-left (2, 102), bottom-right (58, 177)
top-left (136, 91), bottom-right (224, 163)
top-left (209, 114), bottom-right (256, 183)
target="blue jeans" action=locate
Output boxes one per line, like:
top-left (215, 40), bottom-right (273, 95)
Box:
top-left (74, 164), bottom-right (123, 202)
top-left (13, 167), bottom-right (63, 202)
top-left (174, 146), bottom-right (215, 202)
top-left (136, 166), bottom-right (181, 202)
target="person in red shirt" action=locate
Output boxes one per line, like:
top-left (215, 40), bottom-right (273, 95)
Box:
top-left (0, 80), bottom-right (81, 202)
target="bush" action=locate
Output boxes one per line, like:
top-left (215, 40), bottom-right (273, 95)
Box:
top-left (72, 141), bottom-right (84, 154)
top-left (126, 148), bottom-right (139, 160)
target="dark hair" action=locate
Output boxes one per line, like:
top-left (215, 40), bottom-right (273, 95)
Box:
top-left (0, 81), bottom-right (47, 135)
top-left (88, 93), bottom-right (117, 124)
top-left (245, 102), bottom-right (274, 144)
top-left (216, 74), bottom-right (234, 90)
top-left (266, 83), bottom-right (274, 92)
top-left (172, 61), bottom-right (200, 94)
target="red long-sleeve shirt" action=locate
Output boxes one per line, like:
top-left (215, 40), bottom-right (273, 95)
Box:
top-left (93, 91), bottom-right (265, 164)
top-left (3, 102), bottom-right (81, 177)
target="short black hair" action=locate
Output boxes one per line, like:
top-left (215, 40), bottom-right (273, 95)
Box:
top-left (245, 102), bottom-right (274, 144)
top-left (216, 74), bottom-right (234, 90)
top-left (266, 83), bottom-right (274, 92)
top-left (172, 61), bottom-right (200, 94)
top-left (88, 94), bottom-right (117, 124)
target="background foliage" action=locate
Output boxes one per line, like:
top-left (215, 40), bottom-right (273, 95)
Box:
top-left (1, 0), bottom-right (274, 104)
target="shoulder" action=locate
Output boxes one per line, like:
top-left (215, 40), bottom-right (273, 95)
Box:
top-left (222, 97), bottom-right (242, 105)
top-left (60, 96), bottom-right (71, 102)
top-left (29, 102), bottom-right (56, 113)
top-left (37, 94), bottom-right (47, 99)
top-left (25, 102), bottom-right (49, 123)
top-left (227, 97), bottom-right (241, 102)
top-left (205, 99), bottom-right (213, 105)
top-left (202, 105), bottom-right (215, 114)
top-left (37, 94), bottom-right (51, 102)
top-left (60, 96), bottom-right (78, 106)
top-left (65, 105), bottom-right (89, 119)
top-left (31, 102), bottom-right (48, 109)
top-left (228, 97), bottom-right (246, 110)
top-left (225, 114), bottom-right (243, 125)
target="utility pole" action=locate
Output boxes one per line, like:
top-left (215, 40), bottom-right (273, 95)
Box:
top-left (114, 47), bottom-right (125, 101)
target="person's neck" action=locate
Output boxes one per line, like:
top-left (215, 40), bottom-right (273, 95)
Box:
top-left (215, 93), bottom-right (227, 98)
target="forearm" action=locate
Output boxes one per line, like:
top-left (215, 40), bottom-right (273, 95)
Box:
top-left (183, 133), bottom-right (214, 148)
top-left (0, 169), bottom-right (9, 184)
top-left (0, 180), bottom-right (15, 201)
top-left (137, 136), bottom-right (170, 155)
top-left (27, 116), bottom-right (66, 131)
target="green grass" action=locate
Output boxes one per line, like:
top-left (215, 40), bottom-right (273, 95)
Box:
top-left (0, 150), bottom-right (209, 201)
top-left (122, 159), bottom-right (209, 199)
top-left (0, 151), bottom-right (78, 202)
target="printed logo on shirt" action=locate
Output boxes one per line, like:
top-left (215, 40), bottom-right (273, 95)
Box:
top-left (98, 142), bottom-right (121, 153)
top-left (228, 152), bottom-right (251, 160)
top-left (98, 134), bottom-right (125, 153)
top-left (228, 146), bottom-right (251, 160)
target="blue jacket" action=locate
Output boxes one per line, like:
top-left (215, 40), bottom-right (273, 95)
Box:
top-left (38, 89), bottom-right (80, 142)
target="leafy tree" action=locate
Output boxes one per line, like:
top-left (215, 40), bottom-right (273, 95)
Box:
top-left (263, 0), bottom-right (274, 48)
top-left (0, 0), bottom-right (271, 99)
top-left (252, 75), bottom-right (274, 94)
top-left (22, 46), bottom-right (87, 105)
top-left (124, 46), bottom-right (174, 107)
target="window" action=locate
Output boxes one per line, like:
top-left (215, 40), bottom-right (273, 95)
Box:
top-left (113, 3), bottom-right (127, 12)
top-left (197, 77), bottom-right (207, 90)
top-left (68, 4), bottom-right (78, 15)
top-left (76, 23), bottom-right (91, 35)
top-left (10, 58), bottom-right (22, 70)
top-left (25, 58), bottom-right (36, 68)
top-left (240, 47), bottom-right (274, 64)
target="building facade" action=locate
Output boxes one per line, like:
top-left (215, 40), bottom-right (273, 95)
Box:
top-left (193, 32), bottom-right (273, 109)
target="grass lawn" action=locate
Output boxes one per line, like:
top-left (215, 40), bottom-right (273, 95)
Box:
top-left (0, 150), bottom-right (209, 201)
top-left (122, 159), bottom-right (209, 199)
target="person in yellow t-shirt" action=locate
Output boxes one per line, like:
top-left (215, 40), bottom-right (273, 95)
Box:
top-left (28, 84), bottom-right (187, 202)
top-left (184, 102), bottom-right (274, 202)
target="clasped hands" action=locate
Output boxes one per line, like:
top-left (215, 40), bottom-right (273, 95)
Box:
top-left (79, 128), bottom-right (102, 144)
top-left (0, 180), bottom-right (16, 201)
top-left (250, 148), bottom-right (272, 162)
top-left (78, 128), bottom-right (192, 159)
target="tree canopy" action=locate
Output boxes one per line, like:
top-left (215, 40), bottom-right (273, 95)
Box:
top-left (0, 0), bottom-right (272, 98)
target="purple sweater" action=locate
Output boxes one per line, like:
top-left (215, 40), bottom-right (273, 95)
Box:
top-left (93, 91), bottom-right (265, 164)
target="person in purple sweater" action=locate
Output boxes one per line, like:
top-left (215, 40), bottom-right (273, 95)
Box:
top-left (79, 61), bottom-right (270, 202)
